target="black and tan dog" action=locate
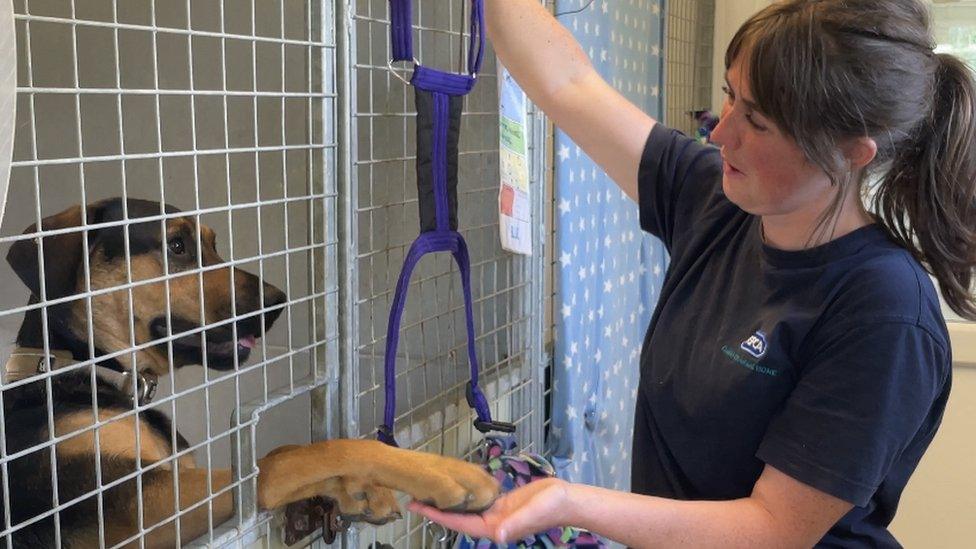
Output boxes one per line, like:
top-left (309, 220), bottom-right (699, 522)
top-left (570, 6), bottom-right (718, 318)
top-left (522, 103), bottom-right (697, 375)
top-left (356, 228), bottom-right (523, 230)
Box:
top-left (2, 198), bottom-right (497, 548)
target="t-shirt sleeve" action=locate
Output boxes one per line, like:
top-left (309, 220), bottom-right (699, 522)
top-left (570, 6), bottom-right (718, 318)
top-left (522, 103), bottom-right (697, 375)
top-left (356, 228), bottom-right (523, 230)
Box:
top-left (637, 124), bottom-right (724, 252)
top-left (756, 321), bottom-right (950, 506)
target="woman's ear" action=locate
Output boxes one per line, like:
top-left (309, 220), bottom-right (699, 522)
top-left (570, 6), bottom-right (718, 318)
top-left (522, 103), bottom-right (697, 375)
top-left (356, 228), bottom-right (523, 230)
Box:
top-left (845, 136), bottom-right (878, 170)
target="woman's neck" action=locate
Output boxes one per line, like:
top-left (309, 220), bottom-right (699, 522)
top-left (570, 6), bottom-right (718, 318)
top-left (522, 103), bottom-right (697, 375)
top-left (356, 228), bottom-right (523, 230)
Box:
top-left (761, 197), bottom-right (874, 251)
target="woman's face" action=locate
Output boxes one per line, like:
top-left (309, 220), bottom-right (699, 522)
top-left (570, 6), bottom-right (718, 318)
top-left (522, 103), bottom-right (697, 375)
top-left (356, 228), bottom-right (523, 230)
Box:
top-left (710, 58), bottom-right (837, 220)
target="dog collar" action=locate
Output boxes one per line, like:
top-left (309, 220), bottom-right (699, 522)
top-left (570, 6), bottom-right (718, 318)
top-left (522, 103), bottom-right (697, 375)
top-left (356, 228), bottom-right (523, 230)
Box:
top-left (4, 348), bottom-right (159, 406)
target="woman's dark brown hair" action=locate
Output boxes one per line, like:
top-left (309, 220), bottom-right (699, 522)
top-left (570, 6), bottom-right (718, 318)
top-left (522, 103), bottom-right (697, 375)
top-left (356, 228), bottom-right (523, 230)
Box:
top-left (727, 0), bottom-right (976, 319)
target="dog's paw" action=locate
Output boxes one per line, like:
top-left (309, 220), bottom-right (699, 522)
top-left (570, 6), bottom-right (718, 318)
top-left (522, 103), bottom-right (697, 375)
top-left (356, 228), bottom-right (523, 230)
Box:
top-left (319, 477), bottom-right (401, 526)
top-left (397, 452), bottom-right (500, 513)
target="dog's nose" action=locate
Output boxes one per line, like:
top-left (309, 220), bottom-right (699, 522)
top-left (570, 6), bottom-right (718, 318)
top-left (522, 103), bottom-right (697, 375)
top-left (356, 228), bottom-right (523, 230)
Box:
top-left (263, 285), bottom-right (286, 325)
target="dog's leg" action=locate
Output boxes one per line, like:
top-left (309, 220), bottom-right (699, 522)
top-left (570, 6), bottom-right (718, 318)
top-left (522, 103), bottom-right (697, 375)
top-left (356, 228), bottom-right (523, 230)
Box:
top-left (60, 413), bottom-right (482, 545)
top-left (109, 467), bottom-right (404, 547)
top-left (117, 442), bottom-right (481, 547)
top-left (97, 466), bottom-right (235, 548)
top-left (265, 446), bottom-right (404, 523)
top-left (256, 439), bottom-right (498, 513)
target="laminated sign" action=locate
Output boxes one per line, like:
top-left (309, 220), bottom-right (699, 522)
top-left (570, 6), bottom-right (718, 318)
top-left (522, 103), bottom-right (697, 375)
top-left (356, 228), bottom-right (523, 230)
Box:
top-left (498, 65), bottom-right (532, 255)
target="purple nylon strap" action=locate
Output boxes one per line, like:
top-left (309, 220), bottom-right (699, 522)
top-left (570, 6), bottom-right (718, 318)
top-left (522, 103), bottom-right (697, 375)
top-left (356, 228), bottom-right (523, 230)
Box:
top-left (412, 65), bottom-right (477, 96)
top-left (467, 0), bottom-right (486, 76)
top-left (389, 0), bottom-right (413, 62)
top-left (377, 232), bottom-right (494, 446)
top-left (388, 0), bottom-right (485, 74)
top-left (380, 0), bottom-right (512, 447)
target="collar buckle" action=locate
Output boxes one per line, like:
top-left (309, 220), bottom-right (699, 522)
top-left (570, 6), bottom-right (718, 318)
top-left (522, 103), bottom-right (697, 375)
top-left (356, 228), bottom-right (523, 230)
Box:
top-left (121, 370), bottom-right (159, 406)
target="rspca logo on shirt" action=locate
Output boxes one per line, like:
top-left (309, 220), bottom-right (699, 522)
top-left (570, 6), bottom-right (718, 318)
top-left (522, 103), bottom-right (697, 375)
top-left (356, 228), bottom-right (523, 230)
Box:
top-left (740, 331), bottom-right (768, 359)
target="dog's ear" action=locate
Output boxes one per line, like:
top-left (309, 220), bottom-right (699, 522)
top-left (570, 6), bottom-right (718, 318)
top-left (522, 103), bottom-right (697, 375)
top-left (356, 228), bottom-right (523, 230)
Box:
top-left (6, 202), bottom-right (107, 301)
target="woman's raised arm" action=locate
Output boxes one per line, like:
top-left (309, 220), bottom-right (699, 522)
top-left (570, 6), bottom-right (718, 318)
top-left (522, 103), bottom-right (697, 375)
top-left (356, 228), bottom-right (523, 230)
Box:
top-left (485, 0), bottom-right (656, 201)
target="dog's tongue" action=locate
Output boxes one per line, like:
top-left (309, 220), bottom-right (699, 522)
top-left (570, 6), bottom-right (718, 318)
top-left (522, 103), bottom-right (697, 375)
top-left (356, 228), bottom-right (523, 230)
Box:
top-left (238, 335), bottom-right (256, 349)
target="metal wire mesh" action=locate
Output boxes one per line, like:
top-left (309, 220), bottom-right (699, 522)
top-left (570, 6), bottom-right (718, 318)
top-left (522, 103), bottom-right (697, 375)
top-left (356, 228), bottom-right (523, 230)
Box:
top-left (0, 0), bottom-right (337, 546)
top-left (340, 1), bottom-right (548, 546)
top-left (0, 0), bottom-right (549, 546)
top-left (664, 0), bottom-right (714, 137)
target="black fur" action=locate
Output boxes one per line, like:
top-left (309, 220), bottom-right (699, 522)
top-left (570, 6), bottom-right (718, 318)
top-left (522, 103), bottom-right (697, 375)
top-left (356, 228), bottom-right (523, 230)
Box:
top-left (2, 199), bottom-right (285, 547)
top-left (2, 372), bottom-right (188, 547)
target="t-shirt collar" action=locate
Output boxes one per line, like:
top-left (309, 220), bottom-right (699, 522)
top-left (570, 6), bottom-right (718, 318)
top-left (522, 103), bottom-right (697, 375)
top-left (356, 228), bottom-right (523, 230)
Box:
top-left (757, 218), bottom-right (888, 268)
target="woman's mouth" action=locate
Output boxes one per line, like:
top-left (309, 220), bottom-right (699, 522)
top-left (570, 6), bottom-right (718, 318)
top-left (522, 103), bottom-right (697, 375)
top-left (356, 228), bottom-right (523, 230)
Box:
top-left (723, 160), bottom-right (744, 177)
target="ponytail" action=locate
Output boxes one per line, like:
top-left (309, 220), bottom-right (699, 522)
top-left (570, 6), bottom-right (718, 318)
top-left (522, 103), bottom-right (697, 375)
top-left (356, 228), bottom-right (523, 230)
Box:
top-left (873, 53), bottom-right (976, 320)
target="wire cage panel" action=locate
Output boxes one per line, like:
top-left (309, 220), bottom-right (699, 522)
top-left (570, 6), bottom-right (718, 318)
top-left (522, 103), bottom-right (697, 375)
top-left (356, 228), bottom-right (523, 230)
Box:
top-left (1, 0), bottom-right (337, 546)
top-left (342, 0), bottom-right (548, 546)
top-left (664, 0), bottom-right (714, 137)
top-left (0, 0), bottom-right (549, 547)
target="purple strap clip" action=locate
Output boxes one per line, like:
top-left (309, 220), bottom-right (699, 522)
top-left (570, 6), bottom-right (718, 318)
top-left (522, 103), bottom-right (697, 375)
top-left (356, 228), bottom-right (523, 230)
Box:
top-left (387, 0), bottom-right (485, 76)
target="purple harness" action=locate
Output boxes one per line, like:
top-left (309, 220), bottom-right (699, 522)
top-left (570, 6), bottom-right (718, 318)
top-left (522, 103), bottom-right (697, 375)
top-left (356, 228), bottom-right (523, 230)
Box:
top-left (378, 0), bottom-right (515, 446)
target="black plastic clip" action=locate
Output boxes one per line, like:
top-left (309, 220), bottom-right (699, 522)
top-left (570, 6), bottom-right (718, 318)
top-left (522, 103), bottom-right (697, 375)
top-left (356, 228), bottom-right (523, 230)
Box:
top-left (474, 419), bottom-right (517, 434)
top-left (466, 381), bottom-right (516, 434)
top-left (377, 424), bottom-right (398, 446)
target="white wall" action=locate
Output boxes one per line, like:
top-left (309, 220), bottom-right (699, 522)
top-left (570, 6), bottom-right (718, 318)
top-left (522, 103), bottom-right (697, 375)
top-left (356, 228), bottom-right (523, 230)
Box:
top-left (710, 0), bottom-right (773, 112)
top-left (891, 324), bottom-right (976, 547)
top-left (891, 363), bottom-right (976, 547)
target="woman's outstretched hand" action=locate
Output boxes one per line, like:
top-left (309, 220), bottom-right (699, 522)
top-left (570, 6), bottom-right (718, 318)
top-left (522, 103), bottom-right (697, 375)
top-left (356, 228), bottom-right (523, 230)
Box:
top-left (407, 477), bottom-right (572, 544)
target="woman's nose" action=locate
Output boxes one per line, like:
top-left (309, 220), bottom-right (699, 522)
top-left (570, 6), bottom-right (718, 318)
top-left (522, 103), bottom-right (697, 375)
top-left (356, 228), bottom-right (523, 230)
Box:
top-left (709, 109), bottom-right (734, 148)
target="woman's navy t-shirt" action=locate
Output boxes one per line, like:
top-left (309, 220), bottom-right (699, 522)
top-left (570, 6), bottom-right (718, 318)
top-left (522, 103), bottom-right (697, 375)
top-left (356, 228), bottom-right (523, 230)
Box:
top-left (632, 124), bottom-right (951, 547)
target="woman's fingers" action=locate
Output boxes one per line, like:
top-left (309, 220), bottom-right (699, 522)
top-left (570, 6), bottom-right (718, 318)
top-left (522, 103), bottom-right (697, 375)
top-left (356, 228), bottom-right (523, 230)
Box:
top-left (408, 478), bottom-right (572, 544)
top-left (406, 501), bottom-right (496, 539)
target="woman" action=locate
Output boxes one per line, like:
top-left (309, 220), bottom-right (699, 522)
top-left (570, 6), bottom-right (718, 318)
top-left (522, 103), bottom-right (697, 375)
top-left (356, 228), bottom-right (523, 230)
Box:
top-left (412, 0), bottom-right (975, 546)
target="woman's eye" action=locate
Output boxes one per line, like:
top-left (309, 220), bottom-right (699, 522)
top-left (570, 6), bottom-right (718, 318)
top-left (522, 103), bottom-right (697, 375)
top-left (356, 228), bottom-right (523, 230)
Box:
top-left (745, 113), bottom-right (768, 132)
top-left (722, 84), bottom-right (767, 130)
top-left (168, 237), bottom-right (186, 255)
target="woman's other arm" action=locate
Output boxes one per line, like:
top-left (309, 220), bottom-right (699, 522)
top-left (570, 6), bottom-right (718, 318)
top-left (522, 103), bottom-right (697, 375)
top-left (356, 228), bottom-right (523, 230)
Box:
top-left (409, 464), bottom-right (852, 548)
top-left (485, 0), bottom-right (656, 201)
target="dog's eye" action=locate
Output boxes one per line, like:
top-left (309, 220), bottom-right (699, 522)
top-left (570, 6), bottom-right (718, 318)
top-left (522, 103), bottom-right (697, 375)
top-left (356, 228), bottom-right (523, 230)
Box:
top-left (168, 237), bottom-right (186, 255)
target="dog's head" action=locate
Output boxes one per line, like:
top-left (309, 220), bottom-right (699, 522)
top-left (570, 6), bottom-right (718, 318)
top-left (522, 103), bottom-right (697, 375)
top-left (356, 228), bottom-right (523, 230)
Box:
top-left (6, 198), bottom-right (286, 374)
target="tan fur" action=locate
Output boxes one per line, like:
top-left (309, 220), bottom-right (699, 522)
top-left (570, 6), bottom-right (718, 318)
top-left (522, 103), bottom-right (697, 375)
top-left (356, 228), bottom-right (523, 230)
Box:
top-left (21, 204), bottom-right (500, 547)
top-left (58, 437), bottom-right (497, 548)
top-left (56, 410), bottom-right (177, 465)
top-left (65, 218), bottom-right (239, 375)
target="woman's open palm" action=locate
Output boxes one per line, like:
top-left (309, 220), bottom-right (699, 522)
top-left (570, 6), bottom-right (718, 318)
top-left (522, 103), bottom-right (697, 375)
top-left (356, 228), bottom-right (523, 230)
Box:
top-left (407, 477), bottom-right (571, 544)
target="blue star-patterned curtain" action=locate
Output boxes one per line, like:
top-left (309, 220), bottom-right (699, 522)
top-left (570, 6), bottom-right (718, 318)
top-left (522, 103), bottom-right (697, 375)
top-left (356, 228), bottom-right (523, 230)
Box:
top-left (547, 0), bottom-right (667, 493)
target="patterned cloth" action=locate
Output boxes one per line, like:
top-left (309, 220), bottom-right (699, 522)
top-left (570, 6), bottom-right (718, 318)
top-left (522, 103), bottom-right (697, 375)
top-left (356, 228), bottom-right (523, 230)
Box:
top-left (548, 0), bottom-right (667, 495)
top-left (456, 436), bottom-right (605, 549)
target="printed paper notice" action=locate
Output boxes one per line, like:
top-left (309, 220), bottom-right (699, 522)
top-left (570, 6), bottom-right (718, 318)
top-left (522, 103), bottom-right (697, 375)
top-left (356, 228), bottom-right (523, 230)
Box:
top-left (498, 65), bottom-right (532, 255)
